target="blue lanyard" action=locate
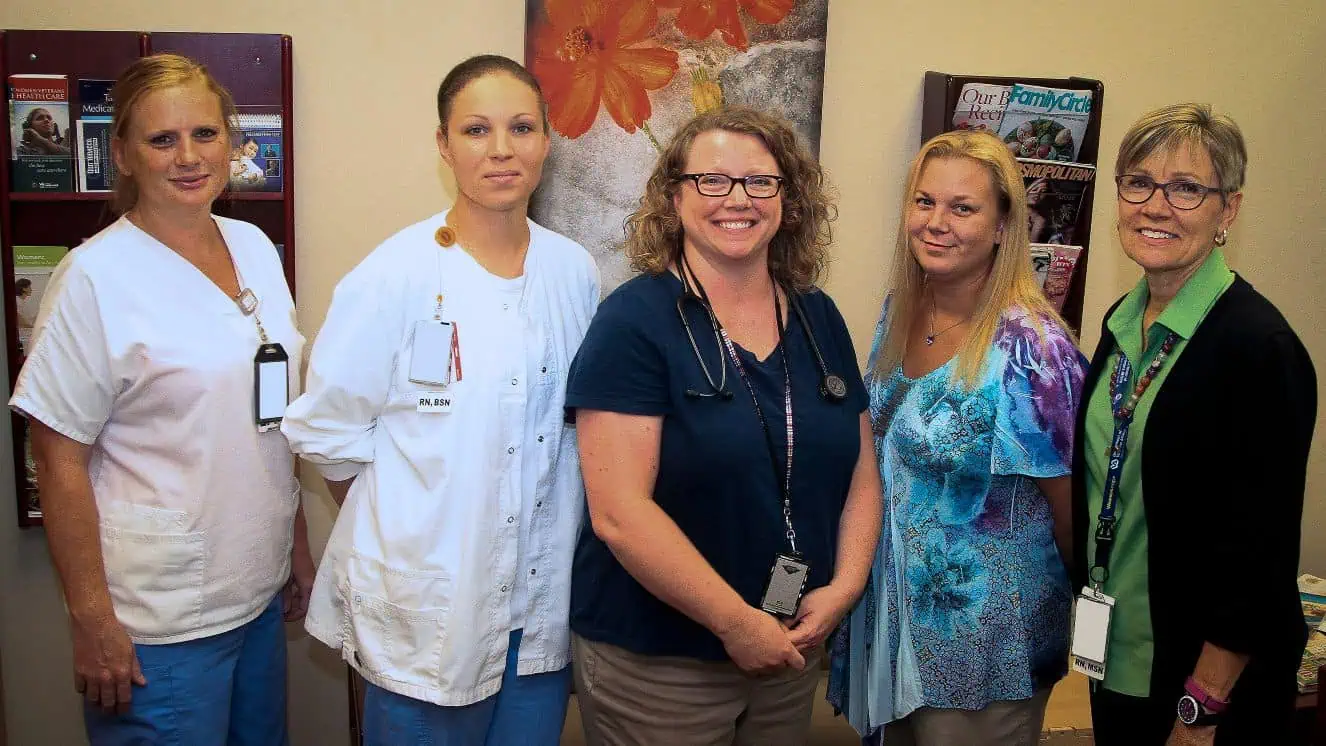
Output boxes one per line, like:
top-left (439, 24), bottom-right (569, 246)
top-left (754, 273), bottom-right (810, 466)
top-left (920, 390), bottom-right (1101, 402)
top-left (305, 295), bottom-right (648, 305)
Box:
top-left (1090, 331), bottom-right (1180, 589)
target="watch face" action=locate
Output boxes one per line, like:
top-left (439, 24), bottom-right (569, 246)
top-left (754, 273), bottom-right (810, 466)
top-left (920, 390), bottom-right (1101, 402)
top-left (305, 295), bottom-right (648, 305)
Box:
top-left (1177, 695), bottom-right (1199, 725)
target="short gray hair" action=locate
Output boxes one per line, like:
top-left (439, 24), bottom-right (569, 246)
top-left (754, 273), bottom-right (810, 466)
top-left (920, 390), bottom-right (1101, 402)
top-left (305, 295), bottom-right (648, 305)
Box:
top-left (1115, 103), bottom-right (1246, 193)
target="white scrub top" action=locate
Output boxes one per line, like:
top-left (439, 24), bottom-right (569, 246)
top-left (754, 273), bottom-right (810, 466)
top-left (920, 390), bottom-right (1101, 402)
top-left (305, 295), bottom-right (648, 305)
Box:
top-left (10, 215), bottom-right (304, 644)
top-left (282, 210), bottom-right (599, 706)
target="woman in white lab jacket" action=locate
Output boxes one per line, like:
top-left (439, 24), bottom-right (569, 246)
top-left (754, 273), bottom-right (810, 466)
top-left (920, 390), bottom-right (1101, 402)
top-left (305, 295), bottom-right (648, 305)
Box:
top-left (10, 54), bottom-right (309, 745)
top-left (282, 55), bottom-right (598, 745)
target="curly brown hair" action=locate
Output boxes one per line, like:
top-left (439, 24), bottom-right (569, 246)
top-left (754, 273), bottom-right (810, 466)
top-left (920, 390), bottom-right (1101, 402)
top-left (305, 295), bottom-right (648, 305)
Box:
top-left (623, 107), bottom-right (836, 292)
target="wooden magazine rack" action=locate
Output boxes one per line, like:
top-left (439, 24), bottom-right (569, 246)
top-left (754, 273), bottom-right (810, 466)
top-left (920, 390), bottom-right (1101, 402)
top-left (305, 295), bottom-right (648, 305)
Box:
top-left (921, 71), bottom-right (1106, 335)
top-left (0, 29), bottom-right (295, 527)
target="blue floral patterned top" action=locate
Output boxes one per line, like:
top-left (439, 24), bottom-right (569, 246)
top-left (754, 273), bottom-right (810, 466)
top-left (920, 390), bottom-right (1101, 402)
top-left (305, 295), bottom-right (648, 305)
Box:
top-left (828, 301), bottom-right (1085, 734)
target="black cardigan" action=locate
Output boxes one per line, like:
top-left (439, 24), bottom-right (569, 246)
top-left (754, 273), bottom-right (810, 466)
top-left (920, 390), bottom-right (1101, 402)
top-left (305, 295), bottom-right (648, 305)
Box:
top-left (1070, 276), bottom-right (1317, 738)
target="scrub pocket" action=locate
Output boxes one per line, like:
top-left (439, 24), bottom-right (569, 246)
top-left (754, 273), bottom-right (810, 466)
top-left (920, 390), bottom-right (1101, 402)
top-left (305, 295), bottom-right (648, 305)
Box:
top-left (343, 552), bottom-right (451, 688)
top-left (99, 502), bottom-right (205, 638)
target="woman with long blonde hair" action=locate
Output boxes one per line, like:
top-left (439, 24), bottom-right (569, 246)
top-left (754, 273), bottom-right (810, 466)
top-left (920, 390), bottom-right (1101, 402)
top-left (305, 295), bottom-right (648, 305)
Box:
top-left (829, 129), bottom-right (1084, 746)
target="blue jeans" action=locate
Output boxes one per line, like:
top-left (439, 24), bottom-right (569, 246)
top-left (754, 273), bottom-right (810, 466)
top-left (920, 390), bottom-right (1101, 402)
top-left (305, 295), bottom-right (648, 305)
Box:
top-left (84, 594), bottom-right (288, 746)
top-left (363, 628), bottom-right (571, 746)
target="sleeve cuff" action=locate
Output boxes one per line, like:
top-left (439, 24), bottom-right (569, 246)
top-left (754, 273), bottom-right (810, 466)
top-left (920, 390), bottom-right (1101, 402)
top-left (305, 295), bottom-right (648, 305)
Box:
top-left (310, 460), bottom-right (365, 482)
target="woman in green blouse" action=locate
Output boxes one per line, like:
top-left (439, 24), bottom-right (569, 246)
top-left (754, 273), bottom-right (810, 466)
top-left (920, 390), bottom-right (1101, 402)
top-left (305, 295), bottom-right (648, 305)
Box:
top-left (1071, 104), bottom-right (1316, 746)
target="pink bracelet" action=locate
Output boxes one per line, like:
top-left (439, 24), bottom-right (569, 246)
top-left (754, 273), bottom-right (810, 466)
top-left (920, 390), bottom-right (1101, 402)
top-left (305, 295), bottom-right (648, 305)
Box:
top-left (1184, 677), bottom-right (1230, 714)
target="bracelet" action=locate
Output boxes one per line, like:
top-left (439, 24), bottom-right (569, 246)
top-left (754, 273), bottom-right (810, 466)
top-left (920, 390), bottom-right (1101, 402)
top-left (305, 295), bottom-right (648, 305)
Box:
top-left (1184, 676), bottom-right (1230, 714)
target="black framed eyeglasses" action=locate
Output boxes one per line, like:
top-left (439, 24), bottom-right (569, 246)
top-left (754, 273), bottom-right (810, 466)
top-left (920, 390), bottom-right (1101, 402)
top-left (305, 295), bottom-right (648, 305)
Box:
top-left (680, 172), bottom-right (784, 199)
top-left (1115, 174), bottom-right (1225, 210)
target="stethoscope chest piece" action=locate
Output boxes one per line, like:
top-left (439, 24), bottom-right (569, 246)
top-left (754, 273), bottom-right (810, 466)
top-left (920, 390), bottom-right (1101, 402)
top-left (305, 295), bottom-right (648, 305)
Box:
top-left (821, 374), bottom-right (848, 402)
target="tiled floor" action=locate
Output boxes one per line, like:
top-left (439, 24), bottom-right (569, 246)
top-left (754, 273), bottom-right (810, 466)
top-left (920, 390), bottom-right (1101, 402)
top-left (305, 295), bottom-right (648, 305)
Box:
top-left (559, 672), bottom-right (1095, 744)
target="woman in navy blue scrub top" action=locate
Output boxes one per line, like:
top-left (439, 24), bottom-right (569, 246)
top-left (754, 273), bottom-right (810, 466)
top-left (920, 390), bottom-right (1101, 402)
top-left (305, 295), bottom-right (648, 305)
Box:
top-left (564, 107), bottom-right (883, 746)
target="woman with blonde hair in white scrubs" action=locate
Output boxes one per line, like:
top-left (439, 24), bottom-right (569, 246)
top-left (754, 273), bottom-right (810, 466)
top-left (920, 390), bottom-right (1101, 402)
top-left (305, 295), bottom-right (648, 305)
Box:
top-left (9, 53), bottom-right (309, 745)
top-left (282, 54), bottom-right (598, 745)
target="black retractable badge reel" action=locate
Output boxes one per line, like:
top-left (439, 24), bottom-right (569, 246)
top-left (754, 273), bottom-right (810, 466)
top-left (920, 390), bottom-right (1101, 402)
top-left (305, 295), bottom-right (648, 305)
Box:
top-left (236, 288), bottom-right (289, 432)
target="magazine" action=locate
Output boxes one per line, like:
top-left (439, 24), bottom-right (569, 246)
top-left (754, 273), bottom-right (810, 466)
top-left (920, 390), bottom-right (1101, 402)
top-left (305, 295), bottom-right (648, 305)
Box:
top-left (8, 74), bottom-right (74, 191)
top-left (14, 244), bottom-right (70, 518)
top-left (1033, 244), bottom-right (1081, 312)
top-left (1299, 631), bottom-right (1325, 694)
top-left (229, 108), bottom-right (282, 192)
top-left (75, 79), bottom-right (116, 192)
top-left (1301, 574), bottom-right (1326, 631)
top-left (997, 83), bottom-right (1093, 162)
top-left (1030, 245), bottom-right (1053, 289)
top-left (1020, 158), bottom-right (1095, 246)
top-left (951, 83), bottom-right (1011, 134)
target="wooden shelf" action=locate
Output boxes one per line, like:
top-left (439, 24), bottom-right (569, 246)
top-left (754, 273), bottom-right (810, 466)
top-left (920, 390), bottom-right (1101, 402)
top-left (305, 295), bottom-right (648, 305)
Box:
top-left (11, 191), bottom-right (285, 202)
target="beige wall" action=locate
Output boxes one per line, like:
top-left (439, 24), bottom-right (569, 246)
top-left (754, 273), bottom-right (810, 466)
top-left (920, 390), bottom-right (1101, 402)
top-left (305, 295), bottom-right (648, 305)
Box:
top-left (0, 1), bottom-right (1321, 745)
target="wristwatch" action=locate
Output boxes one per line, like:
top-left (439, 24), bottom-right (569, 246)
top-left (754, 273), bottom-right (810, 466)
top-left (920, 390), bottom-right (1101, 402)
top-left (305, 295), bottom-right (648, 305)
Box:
top-left (1176, 677), bottom-right (1228, 726)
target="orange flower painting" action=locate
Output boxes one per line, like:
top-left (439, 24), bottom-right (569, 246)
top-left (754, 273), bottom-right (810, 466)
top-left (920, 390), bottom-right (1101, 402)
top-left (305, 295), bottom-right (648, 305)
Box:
top-left (526, 0), bottom-right (829, 294)
top-left (529, 0), bottom-right (680, 139)
top-left (656, 0), bottom-right (795, 50)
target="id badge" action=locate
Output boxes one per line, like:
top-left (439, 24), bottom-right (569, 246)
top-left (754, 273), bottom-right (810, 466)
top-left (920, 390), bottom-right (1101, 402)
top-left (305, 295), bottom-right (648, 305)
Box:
top-left (760, 553), bottom-right (810, 618)
top-left (1070, 586), bottom-right (1116, 680)
top-left (408, 320), bottom-right (455, 387)
top-left (254, 343), bottom-right (289, 432)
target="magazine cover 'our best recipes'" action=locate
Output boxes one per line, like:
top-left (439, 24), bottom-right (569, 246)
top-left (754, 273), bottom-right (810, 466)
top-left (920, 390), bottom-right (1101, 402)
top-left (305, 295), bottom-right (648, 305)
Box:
top-left (951, 83), bottom-right (1011, 134)
top-left (8, 73), bottom-right (74, 192)
top-left (997, 83), bottom-right (1092, 162)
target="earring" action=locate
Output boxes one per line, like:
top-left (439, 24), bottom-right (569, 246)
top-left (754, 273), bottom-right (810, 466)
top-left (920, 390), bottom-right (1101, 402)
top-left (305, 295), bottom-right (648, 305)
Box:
top-left (1214, 228), bottom-right (1228, 247)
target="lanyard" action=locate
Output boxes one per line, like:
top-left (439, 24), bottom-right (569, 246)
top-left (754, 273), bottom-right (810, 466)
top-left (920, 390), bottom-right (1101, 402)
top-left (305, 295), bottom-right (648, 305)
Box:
top-left (682, 258), bottom-right (799, 555)
top-left (1090, 330), bottom-right (1179, 589)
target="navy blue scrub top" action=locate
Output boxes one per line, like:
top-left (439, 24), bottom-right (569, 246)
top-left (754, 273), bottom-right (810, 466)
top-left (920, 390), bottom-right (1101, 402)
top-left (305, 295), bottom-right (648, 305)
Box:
top-left (565, 270), bottom-right (867, 661)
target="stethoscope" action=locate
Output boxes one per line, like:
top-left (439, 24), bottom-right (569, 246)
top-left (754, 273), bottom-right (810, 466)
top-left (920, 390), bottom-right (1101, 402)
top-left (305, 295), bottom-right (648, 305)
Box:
top-left (675, 253), bottom-right (848, 403)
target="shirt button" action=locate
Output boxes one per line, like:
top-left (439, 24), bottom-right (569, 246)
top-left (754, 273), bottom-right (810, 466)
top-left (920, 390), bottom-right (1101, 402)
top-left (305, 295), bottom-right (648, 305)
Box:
top-left (540, 366), bottom-right (547, 374)
top-left (500, 585), bottom-right (509, 593)
top-left (535, 501), bottom-right (542, 508)
top-left (511, 378), bottom-right (518, 386)
top-left (507, 516), bottom-right (515, 524)
top-left (530, 568), bottom-right (537, 576)
top-left (537, 435), bottom-right (545, 443)
top-left (507, 446), bottom-right (516, 454)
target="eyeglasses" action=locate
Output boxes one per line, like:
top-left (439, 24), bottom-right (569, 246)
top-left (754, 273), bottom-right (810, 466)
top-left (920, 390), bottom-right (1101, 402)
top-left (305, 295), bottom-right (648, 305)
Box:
top-left (680, 173), bottom-right (784, 199)
top-left (1116, 174), bottom-right (1225, 210)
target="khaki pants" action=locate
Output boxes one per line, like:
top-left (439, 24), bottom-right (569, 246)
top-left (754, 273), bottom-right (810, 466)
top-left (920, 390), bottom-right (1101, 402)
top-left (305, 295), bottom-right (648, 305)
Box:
top-left (878, 688), bottom-right (1052, 746)
top-left (571, 634), bottom-right (824, 746)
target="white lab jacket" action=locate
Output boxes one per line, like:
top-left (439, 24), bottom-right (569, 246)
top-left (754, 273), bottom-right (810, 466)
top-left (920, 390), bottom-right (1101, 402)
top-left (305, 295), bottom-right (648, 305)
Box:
top-left (10, 216), bottom-right (303, 643)
top-left (283, 210), bottom-right (598, 706)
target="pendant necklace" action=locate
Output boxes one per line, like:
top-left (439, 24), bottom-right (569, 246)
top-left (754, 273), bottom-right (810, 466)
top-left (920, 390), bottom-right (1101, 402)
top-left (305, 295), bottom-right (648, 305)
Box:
top-left (925, 295), bottom-right (967, 346)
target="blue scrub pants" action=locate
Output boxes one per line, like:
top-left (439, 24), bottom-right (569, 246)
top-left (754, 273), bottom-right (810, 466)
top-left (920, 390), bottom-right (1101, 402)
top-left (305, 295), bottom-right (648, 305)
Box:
top-left (84, 594), bottom-right (289, 746)
top-left (362, 628), bottom-right (571, 746)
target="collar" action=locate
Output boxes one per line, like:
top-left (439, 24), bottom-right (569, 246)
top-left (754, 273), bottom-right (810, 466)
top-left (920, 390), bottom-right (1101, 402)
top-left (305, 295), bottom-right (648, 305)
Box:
top-left (1108, 248), bottom-right (1234, 346)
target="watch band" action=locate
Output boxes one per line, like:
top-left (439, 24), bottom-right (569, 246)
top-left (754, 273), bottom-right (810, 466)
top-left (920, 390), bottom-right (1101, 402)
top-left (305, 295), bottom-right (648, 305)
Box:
top-left (1177, 694), bottom-right (1222, 726)
top-left (1184, 677), bottom-right (1230, 714)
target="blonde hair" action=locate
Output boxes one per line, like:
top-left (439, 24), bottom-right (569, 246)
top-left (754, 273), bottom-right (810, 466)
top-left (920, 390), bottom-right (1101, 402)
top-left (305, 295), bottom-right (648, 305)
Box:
top-left (1116, 103), bottom-right (1245, 193)
top-left (874, 129), bottom-right (1073, 386)
top-left (623, 107), bottom-right (835, 292)
top-left (110, 53), bottom-right (238, 215)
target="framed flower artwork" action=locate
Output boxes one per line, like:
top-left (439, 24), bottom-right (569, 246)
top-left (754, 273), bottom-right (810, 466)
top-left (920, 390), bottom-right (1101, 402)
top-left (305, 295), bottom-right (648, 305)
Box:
top-left (525, 0), bottom-right (830, 293)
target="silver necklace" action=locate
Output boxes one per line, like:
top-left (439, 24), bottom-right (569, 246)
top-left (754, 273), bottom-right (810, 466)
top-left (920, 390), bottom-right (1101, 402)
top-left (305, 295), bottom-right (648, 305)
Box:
top-left (925, 296), bottom-right (967, 346)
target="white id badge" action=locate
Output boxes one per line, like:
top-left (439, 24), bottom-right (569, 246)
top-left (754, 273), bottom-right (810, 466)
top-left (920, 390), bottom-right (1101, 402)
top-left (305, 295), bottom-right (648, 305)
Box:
top-left (416, 391), bottom-right (456, 413)
top-left (254, 343), bottom-right (289, 432)
top-left (760, 553), bottom-right (810, 618)
top-left (408, 320), bottom-right (454, 387)
top-left (1070, 587), bottom-right (1116, 680)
